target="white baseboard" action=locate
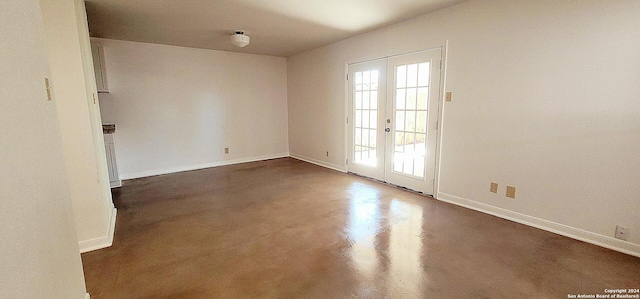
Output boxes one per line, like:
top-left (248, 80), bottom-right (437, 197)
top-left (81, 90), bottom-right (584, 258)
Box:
top-left (119, 152), bottom-right (290, 180)
top-left (79, 207), bottom-right (117, 253)
top-left (289, 153), bottom-right (346, 173)
top-left (437, 192), bottom-right (640, 258)
top-left (109, 179), bottom-right (121, 188)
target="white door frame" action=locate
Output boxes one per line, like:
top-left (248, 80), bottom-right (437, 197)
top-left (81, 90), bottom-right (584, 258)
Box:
top-left (344, 41), bottom-right (448, 196)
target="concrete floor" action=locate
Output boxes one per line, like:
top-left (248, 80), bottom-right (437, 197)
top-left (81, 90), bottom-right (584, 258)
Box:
top-left (82, 158), bottom-right (640, 298)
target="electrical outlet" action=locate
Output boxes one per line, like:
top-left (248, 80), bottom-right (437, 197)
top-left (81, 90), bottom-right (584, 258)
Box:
top-left (615, 225), bottom-right (629, 241)
top-left (445, 91), bottom-right (453, 102)
top-left (506, 186), bottom-right (516, 198)
top-left (490, 182), bottom-right (498, 193)
top-left (326, 151), bottom-right (329, 157)
top-left (224, 147), bottom-right (229, 154)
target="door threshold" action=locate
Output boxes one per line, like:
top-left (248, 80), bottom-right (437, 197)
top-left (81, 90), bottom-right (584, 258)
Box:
top-left (347, 171), bottom-right (433, 197)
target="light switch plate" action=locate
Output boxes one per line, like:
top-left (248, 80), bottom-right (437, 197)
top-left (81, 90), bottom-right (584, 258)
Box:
top-left (44, 78), bottom-right (52, 101)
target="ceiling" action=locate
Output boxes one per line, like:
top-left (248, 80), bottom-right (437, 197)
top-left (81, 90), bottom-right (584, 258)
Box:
top-left (85, 0), bottom-right (466, 57)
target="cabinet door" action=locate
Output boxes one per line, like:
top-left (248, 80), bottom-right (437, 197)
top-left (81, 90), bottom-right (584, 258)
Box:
top-left (105, 142), bottom-right (117, 182)
top-left (103, 134), bottom-right (121, 188)
top-left (91, 42), bottom-right (108, 92)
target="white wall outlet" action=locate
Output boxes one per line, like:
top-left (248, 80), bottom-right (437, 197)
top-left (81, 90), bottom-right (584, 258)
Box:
top-left (615, 225), bottom-right (629, 241)
top-left (224, 147), bottom-right (229, 154)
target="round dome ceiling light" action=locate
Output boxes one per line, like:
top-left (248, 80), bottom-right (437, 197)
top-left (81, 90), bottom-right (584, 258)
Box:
top-left (230, 31), bottom-right (250, 48)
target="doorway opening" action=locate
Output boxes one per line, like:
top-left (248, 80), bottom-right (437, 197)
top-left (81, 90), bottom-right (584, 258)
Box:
top-left (347, 48), bottom-right (444, 195)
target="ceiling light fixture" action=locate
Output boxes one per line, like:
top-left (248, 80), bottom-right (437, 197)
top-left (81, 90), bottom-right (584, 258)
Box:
top-left (230, 31), bottom-right (250, 48)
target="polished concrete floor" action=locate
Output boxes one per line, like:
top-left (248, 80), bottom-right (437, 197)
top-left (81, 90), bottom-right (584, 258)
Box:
top-left (82, 158), bottom-right (640, 298)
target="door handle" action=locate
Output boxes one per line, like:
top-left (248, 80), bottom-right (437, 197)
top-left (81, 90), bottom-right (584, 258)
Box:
top-left (385, 128), bottom-right (390, 132)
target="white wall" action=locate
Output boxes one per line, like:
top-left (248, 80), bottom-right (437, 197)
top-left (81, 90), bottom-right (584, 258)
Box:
top-left (40, 0), bottom-right (116, 252)
top-left (97, 39), bottom-right (289, 179)
top-left (0, 0), bottom-right (87, 298)
top-left (287, 0), bottom-right (640, 256)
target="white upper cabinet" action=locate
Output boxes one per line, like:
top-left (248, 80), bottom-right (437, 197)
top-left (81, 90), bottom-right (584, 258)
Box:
top-left (91, 42), bottom-right (109, 93)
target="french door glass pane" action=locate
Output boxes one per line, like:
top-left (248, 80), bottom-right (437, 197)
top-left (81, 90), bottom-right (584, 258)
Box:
top-left (392, 62), bottom-right (430, 178)
top-left (396, 89), bottom-right (405, 109)
top-left (353, 69), bottom-right (379, 167)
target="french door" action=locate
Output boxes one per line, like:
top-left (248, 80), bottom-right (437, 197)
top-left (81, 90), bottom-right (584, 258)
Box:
top-left (348, 49), bottom-right (442, 195)
top-left (347, 59), bottom-right (387, 181)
